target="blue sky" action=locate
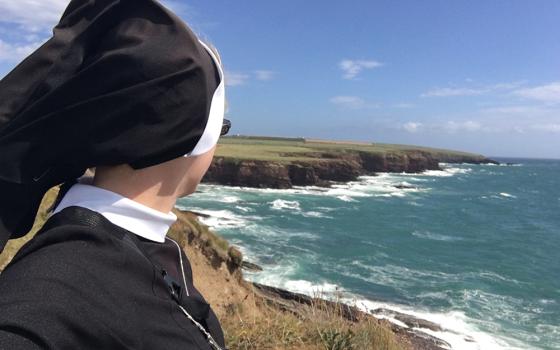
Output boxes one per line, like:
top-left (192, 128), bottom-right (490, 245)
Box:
top-left (1, 0), bottom-right (559, 158)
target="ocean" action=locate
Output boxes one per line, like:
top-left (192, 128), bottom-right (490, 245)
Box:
top-left (177, 158), bottom-right (560, 350)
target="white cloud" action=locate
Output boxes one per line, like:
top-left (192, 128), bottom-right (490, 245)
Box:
top-left (224, 70), bottom-right (276, 86)
top-left (422, 87), bottom-right (487, 97)
top-left (481, 106), bottom-right (540, 115)
top-left (422, 81), bottom-right (524, 98)
top-left (0, 0), bottom-right (65, 63)
top-left (400, 120), bottom-right (483, 134)
top-left (442, 120), bottom-right (482, 133)
top-left (513, 82), bottom-right (560, 104)
top-left (254, 70), bottom-right (275, 81)
top-left (0, 39), bottom-right (45, 63)
top-left (402, 122), bottom-right (422, 133)
top-left (394, 103), bottom-right (415, 109)
top-left (530, 124), bottom-right (560, 133)
top-left (225, 71), bottom-right (250, 87)
top-left (339, 59), bottom-right (382, 79)
top-left (0, 0), bottom-right (68, 32)
top-left (330, 95), bottom-right (366, 109)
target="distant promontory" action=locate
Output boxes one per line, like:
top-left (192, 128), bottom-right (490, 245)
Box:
top-left (203, 136), bottom-right (498, 189)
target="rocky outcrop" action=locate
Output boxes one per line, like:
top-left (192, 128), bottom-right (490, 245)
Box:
top-left (203, 149), bottom-right (493, 189)
top-left (357, 151), bottom-right (441, 173)
top-left (203, 158), bottom-right (293, 189)
top-left (436, 154), bottom-right (498, 165)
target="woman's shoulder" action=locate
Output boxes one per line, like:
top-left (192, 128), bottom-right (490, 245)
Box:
top-left (0, 207), bottom-right (152, 349)
top-left (6, 207), bottom-right (128, 270)
top-left (0, 207), bottom-right (148, 296)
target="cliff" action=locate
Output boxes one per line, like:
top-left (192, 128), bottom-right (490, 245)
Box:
top-left (203, 136), bottom-right (497, 189)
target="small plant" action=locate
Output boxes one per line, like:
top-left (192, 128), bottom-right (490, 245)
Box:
top-left (317, 328), bottom-right (354, 350)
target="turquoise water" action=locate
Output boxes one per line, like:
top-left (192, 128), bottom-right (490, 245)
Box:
top-left (178, 159), bottom-right (560, 350)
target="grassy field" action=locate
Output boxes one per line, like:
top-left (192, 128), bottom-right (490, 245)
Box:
top-left (216, 135), bottom-right (486, 163)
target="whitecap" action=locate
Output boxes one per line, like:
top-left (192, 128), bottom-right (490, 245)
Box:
top-left (374, 192), bottom-right (407, 198)
top-left (195, 174), bottom-right (427, 202)
top-left (176, 207), bottom-right (259, 230)
top-left (302, 211), bottom-right (332, 218)
top-left (412, 230), bottom-right (463, 242)
top-left (499, 192), bottom-right (517, 199)
top-left (235, 206), bottom-right (253, 213)
top-left (270, 199), bottom-right (301, 211)
top-left (240, 223), bottom-right (318, 241)
top-left (337, 195), bottom-right (357, 202)
top-left (422, 167), bottom-right (472, 177)
top-left (283, 280), bottom-right (342, 297)
top-left (220, 195), bottom-right (241, 203)
top-left (346, 298), bottom-right (538, 350)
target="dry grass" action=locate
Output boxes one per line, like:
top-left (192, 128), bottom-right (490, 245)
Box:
top-left (0, 187), bottom-right (59, 270)
top-left (221, 287), bottom-right (403, 350)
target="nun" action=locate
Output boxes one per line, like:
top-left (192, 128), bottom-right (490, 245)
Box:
top-left (0, 0), bottom-right (230, 349)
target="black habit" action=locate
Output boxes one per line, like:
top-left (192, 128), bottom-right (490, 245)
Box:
top-left (0, 206), bottom-right (226, 349)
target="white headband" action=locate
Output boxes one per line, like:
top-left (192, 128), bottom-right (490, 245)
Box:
top-left (183, 41), bottom-right (225, 157)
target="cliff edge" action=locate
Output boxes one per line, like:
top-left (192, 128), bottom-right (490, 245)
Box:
top-left (203, 136), bottom-right (497, 189)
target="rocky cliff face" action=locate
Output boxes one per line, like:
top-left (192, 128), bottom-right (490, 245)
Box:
top-left (203, 150), bottom-right (491, 189)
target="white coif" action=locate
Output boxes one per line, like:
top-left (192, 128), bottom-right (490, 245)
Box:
top-left (185, 41), bottom-right (225, 157)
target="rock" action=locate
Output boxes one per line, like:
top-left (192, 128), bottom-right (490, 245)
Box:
top-left (288, 164), bottom-right (318, 186)
top-left (227, 246), bottom-right (243, 266)
top-left (240, 261), bottom-right (263, 272)
top-left (394, 184), bottom-right (417, 190)
top-left (372, 308), bottom-right (443, 332)
top-left (403, 329), bottom-right (452, 350)
top-left (188, 210), bottom-right (211, 218)
top-left (251, 283), bottom-right (362, 322)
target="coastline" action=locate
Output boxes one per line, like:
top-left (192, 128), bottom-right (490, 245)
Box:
top-left (185, 162), bottom-right (540, 349)
top-left (203, 137), bottom-right (498, 189)
top-left (185, 207), bottom-right (465, 350)
top-left (177, 205), bottom-right (454, 350)
top-left (188, 139), bottom-right (501, 349)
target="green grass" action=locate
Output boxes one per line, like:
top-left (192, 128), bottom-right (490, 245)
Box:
top-left (216, 136), bottom-right (486, 163)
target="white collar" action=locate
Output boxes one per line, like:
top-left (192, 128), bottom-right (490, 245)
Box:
top-left (51, 182), bottom-right (177, 243)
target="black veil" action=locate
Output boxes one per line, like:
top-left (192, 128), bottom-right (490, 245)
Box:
top-left (0, 0), bottom-right (221, 252)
